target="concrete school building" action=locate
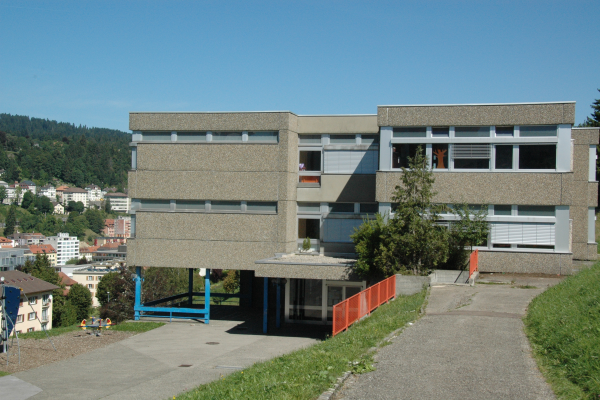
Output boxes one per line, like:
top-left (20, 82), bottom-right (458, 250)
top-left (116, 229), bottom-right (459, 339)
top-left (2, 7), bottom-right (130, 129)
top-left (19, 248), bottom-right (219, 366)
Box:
top-left (126, 101), bottom-right (599, 324)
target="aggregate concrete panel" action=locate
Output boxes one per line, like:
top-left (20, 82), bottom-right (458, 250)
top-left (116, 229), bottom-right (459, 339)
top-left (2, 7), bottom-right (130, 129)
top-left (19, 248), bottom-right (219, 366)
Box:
top-left (297, 115), bottom-right (379, 134)
top-left (279, 129), bottom-right (299, 174)
top-left (255, 263), bottom-right (354, 280)
top-left (569, 180), bottom-right (590, 207)
top-left (129, 170), bottom-right (290, 201)
top-left (130, 111), bottom-right (294, 132)
top-left (572, 144), bottom-right (590, 181)
top-left (277, 200), bottom-right (298, 244)
top-left (135, 212), bottom-right (280, 242)
top-left (376, 171), bottom-right (563, 205)
top-left (572, 243), bottom-right (588, 261)
top-left (570, 205), bottom-right (589, 244)
top-left (572, 127), bottom-right (600, 145)
top-left (136, 144), bottom-right (283, 172)
top-left (377, 102), bottom-right (575, 127)
top-left (587, 244), bottom-right (598, 260)
top-left (127, 238), bottom-right (281, 270)
top-left (278, 171), bottom-right (299, 202)
top-left (297, 174), bottom-right (377, 203)
top-left (478, 251), bottom-right (572, 275)
top-left (588, 182), bottom-right (598, 207)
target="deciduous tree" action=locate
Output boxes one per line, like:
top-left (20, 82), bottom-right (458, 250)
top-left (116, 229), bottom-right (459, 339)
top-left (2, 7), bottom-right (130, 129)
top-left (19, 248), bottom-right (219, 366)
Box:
top-left (67, 283), bottom-right (92, 322)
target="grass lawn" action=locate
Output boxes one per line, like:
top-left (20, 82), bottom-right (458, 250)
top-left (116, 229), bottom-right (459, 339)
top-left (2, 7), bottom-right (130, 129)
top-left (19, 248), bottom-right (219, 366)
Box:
top-left (176, 290), bottom-right (426, 400)
top-left (596, 211), bottom-right (600, 253)
top-left (524, 262), bottom-right (600, 399)
top-left (0, 370), bottom-right (9, 377)
top-left (14, 321), bottom-right (164, 340)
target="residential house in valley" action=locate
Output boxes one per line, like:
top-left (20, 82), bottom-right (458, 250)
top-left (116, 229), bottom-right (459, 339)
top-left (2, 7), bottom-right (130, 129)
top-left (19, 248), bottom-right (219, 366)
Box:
top-left (28, 244), bottom-right (57, 267)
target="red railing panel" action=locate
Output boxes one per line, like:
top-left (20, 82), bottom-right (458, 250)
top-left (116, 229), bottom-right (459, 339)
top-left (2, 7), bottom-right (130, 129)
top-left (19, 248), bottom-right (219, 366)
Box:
top-left (469, 249), bottom-right (479, 278)
top-left (332, 275), bottom-right (397, 336)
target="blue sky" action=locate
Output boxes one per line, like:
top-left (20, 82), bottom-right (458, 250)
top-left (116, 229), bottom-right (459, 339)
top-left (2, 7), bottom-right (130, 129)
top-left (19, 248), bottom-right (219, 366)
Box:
top-left (1, 1), bottom-right (598, 132)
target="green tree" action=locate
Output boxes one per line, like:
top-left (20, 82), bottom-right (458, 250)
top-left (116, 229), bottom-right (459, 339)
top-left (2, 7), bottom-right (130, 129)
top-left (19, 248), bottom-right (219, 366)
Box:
top-left (96, 271), bottom-right (119, 307)
top-left (83, 208), bottom-right (104, 234)
top-left (21, 254), bottom-right (61, 286)
top-left (14, 186), bottom-right (22, 205)
top-left (223, 270), bottom-right (240, 293)
top-left (581, 89), bottom-right (600, 127)
top-left (0, 185), bottom-right (7, 204)
top-left (352, 148), bottom-right (448, 277)
top-left (67, 283), bottom-right (92, 321)
top-left (21, 190), bottom-right (35, 209)
top-left (104, 198), bottom-right (112, 213)
top-left (4, 205), bottom-right (17, 236)
top-left (53, 297), bottom-right (79, 327)
top-left (98, 266), bottom-right (135, 323)
top-left (443, 204), bottom-right (489, 270)
top-left (67, 201), bottom-right (84, 213)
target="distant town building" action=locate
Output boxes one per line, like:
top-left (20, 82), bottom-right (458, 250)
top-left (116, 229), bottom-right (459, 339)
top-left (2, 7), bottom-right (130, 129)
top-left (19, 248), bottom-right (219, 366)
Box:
top-left (85, 185), bottom-right (104, 202)
top-left (104, 192), bottom-right (130, 212)
top-left (63, 187), bottom-right (88, 209)
top-left (28, 244), bottom-right (57, 267)
top-left (0, 270), bottom-right (59, 332)
top-left (44, 233), bottom-right (79, 265)
top-left (71, 266), bottom-right (114, 307)
top-left (39, 185), bottom-right (56, 200)
top-left (0, 247), bottom-right (35, 271)
top-left (80, 246), bottom-right (99, 262)
top-left (51, 201), bottom-right (65, 215)
top-left (9, 233), bottom-right (46, 247)
top-left (93, 244), bottom-right (126, 263)
top-left (55, 185), bottom-right (69, 203)
top-left (102, 216), bottom-right (132, 238)
top-left (0, 237), bottom-right (15, 248)
top-left (19, 180), bottom-right (37, 195)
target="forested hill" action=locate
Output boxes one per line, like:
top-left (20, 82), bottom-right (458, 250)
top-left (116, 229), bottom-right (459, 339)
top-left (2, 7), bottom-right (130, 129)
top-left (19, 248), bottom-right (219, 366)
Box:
top-left (0, 113), bottom-right (130, 189)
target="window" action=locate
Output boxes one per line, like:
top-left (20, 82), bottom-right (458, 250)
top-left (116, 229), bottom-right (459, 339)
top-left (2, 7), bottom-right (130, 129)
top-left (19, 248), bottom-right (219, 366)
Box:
top-left (299, 151), bottom-right (321, 172)
top-left (43, 294), bottom-right (50, 304)
top-left (87, 276), bottom-right (93, 281)
top-left (140, 199), bottom-right (171, 210)
top-left (298, 202), bottom-right (320, 213)
top-left (517, 206), bottom-right (555, 217)
top-left (248, 131), bottom-right (278, 143)
top-left (28, 327), bottom-right (35, 333)
top-left (360, 203), bottom-right (379, 214)
top-left (29, 296), bottom-right (37, 305)
top-left (211, 201), bottom-right (242, 212)
top-left (28, 312), bottom-right (36, 321)
top-left (455, 127), bottom-right (490, 137)
top-left (490, 223), bottom-right (555, 246)
top-left (329, 203), bottom-right (354, 213)
top-left (88, 284), bottom-right (93, 289)
top-left (495, 145), bottom-right (513, 169)
top-left (432, 144), bottom-right (448, 169)
top-left (494, 205), bottom-right (512, 216)
top-left (323, 150), bottom-right (378, 174)
top-left (392, 144), bottom-right (424, 168)
top-left (289, 279), bottom-right (323, 321)
top-left (520, 125), bottom-right (557, 137)
top-left (329, 135), bottom-right (356, 144)
top-left (323, 219), bottom-right (364, 243)
top-left (361, 135), bottom-right (379, 146)
top-left (17, 314), bottom-right (23, 323)
top-left (176, 201), bottom-right (205, 211)
top-left (131, 147), bottom-right (137, 169)
top-left (177, 132), bottom-right (207, 141)
top-left (432, 127), bottom-right (449, 137)
top-left (298, 219), bottom-right (320, 239)
top-left (142, 132), bottom-right (171, 141)
top-left (393, 127), bottom-right (426, 138)
top-left (519, 145), bottom-right (556, 169)
top-left (298, 135), bottom-right (321, 145)
top-left (41, 309), bottom-right (48, 321)
top-left (246, 202), bottom-right (277, 213)
top-left (452, 144), bottom-right (491, 169)
top-left (212, 132), bottom-right (243, 142)
top-left (496, 126), bottom-right (514, 136)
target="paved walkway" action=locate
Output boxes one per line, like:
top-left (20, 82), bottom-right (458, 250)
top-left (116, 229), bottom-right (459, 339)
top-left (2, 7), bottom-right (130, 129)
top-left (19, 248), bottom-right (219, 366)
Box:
top-left (11, 312), bottom-right (322, 400)
top-left (337, 275), bottom-right (562, 400)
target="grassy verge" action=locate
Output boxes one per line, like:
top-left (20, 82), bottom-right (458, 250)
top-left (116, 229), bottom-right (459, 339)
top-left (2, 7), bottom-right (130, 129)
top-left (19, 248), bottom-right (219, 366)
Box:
top-left (176, 290), bottom-right (426, 400)
top-left (14, 321), bottom-right (164, 340)
top-left (524, 263), bottom-right (600, 399)
top-left (0, 370), bottom-right (9, 377)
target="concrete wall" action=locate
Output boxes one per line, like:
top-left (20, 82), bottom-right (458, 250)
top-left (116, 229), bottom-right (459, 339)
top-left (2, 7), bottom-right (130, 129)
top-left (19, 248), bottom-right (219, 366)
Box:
top-left (130, 112), bottom-right (295, 132)
top-left (255, 263), bottom-right (354, 280)
top-left (378, 102), bottom-right (575, 127)
top-left (297, 174), bottom-right (376, 203)
top-left (297, 115), bottom-right (378, 134)
top-left (478, 250), bottom-right (573, 275)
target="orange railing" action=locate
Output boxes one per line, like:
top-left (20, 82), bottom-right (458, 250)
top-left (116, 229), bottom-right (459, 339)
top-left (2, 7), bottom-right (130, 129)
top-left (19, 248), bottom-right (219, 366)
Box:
top-left (332, 275), bottom-right (396, 337)
top-left (469, 249), bottom-right (479, 278)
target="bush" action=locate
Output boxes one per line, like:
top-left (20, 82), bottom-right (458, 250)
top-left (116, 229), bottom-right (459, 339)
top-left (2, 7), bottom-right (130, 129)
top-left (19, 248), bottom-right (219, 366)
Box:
top-left (210, 269), bottom-right (224, 283)
top-left (67, 283), bottom-right (92, 321)
top-left (223, 270), bottom-right (240, 293)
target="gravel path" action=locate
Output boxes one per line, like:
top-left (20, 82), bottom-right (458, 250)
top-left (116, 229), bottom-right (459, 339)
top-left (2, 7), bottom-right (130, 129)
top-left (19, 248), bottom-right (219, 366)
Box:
top-left (0, 331), bottom-right (135, 374)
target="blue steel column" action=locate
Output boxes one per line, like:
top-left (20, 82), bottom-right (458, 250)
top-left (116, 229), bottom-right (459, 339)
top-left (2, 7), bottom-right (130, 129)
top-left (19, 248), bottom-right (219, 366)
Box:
top-left (276, 279), bottom-right (281, 328)
top-left (188, 268), bottom-right (193, 306)
top-left (134, 266), bottom-right (142, 320)
top-left (204, 269), bottom-right (210, 324)
top-left (263, 277), bottom-right (268, 334)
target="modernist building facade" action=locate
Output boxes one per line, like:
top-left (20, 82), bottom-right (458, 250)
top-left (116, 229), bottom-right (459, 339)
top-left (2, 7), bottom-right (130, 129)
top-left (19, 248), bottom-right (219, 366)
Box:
top-left (126, 102), bottom-right (599, 324)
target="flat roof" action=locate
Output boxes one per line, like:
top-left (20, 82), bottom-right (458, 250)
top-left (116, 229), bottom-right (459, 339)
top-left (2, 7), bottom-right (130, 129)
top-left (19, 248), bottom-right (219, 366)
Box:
top-left (378, 101), bottom-right (576, 107)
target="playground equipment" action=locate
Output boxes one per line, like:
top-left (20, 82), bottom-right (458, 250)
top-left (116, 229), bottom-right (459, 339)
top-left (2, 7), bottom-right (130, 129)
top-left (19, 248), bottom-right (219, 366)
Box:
top-left (79, 317), bottom-right (114, 336)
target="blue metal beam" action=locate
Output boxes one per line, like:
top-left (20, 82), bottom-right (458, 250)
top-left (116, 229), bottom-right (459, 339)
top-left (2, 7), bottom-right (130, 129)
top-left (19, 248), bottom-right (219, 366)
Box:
top-left (263, 277), bottom-right (268, 334)
top-left (134, 267), bottom-right (142, 321)
top-left (276, 279), bottom-right (281, 328)
top-left (205, 269), bottom-right (210, 324)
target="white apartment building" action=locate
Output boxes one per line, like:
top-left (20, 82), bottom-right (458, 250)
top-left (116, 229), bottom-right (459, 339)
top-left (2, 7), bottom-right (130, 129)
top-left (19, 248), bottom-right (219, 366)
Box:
top-left (39, 185), bottom-right (56, 200)
top-left (44, 233), bottom-right (80, 265)
top-left (105, 192), bottom-right (130, 212)
top-left (63, 188), bottom-right (88, 209)
top-left (86, 185), bottom-right (104, 202)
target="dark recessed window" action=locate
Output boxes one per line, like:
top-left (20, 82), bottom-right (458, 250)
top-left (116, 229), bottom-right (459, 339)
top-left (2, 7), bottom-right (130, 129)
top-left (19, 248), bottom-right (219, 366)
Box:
top-left (392, 144), bottom-right (425, 168)
top-left (393, 127), bottom-right (426, 138)
top-left (246, 202), bottom-right (277, 212)
top-left (455, 127), bottom-right (490, 137)
top-left (454, 159), bottom-right (490, 169)
top-left (519, 125), bottom-right (557, 137)
top-left (329, 203), bottom-right (355, 213)
top-left (495, 126), bottom-right (514, 136)
top-left (359, 203), bottom-right (379, 214)
top-left (176, 201), bottom-right (205, 211)
top-left (517, 206), bottom-right (555, 217)
top-left (212, 132), bottom-right (243, 142)
top-left (299, 135), bottom-right (322, 144)
top-left (495, 145), bottom-right (513, 169)
top-left (329, 135), bottom-right (356, 144)
top-left (494, 205), bottom-right (512, 216)
top-left (211, 201), bottom-right (241, 211)
top-left (518, 145), bottom-right (556, 170)
top-left (432, 127), bottom-right (450, 137)
top-left (299, 151), bottom-right (321, 171)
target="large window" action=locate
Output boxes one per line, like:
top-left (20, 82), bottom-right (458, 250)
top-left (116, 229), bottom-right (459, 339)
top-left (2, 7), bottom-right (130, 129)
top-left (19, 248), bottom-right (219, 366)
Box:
top-left (520, 125), bottom-right (557, 137)
top-left (289, 279), bottom-right (323, 321)
top-left (455, 127), bottom-right (490, 137)
top-left (432, 144), bottom-right (448, 169)
top-left (452, 144), bottom-right (491, 169)
top-left (495, 145), bottom-right (513, 169)
top-left (323, 150), bottom-right (378, 174)
top-left (392, 144), bottom-right (424, 168)
top-left (299, 151), bottom-right (321, 172)
top-left (519, 145), bottom-right (556, 170)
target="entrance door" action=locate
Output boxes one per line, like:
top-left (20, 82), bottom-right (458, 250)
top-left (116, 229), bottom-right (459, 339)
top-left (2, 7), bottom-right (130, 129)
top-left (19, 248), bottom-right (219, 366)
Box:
top-left (325, 281), bottom-right (365, 322)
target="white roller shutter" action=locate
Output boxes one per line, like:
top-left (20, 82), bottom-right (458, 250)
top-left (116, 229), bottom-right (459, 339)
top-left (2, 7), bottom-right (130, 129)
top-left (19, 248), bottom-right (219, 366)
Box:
top-left (323, 219), bottom-right (364, 242)
top-left (452, 144), bottom-right (491, 159)
top-left (491, 222), bottom-right (555, 245)
top-left (324, 150), bottom-right (378, 174)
